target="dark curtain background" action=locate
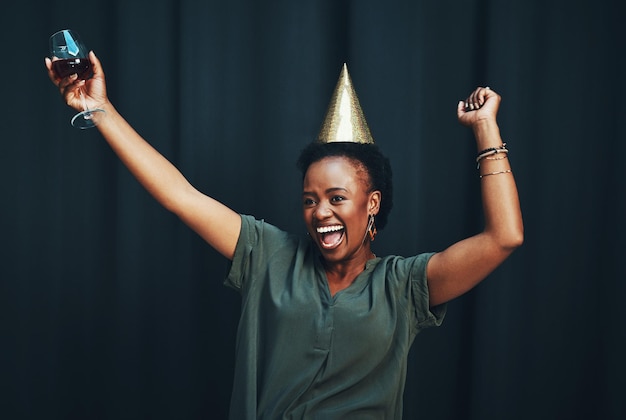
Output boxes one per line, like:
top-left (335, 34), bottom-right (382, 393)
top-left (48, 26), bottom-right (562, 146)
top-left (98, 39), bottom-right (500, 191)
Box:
top-left (1, 0), bottom-right (624, 419)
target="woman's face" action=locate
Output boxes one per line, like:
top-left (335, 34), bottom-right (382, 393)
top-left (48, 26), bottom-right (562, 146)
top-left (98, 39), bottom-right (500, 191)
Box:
top-left (302, 156), bottom-right (380, 264)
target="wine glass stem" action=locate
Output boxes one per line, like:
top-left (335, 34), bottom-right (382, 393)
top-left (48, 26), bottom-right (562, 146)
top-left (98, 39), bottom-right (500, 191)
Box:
top-left (79, 88), bottom-right (93, 119)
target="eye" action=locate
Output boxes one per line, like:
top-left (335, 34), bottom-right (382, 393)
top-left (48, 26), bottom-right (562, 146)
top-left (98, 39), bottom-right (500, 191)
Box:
top-left (303, 197), bottom-right (317, 207)
top-left (330, 195), bottom-right (346, 203)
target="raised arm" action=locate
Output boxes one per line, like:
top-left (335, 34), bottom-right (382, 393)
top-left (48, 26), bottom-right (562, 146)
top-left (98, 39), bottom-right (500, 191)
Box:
top-left (45, 51), bottom-right (241, 259)
top-left (426, 87), bottom-right (523, 307)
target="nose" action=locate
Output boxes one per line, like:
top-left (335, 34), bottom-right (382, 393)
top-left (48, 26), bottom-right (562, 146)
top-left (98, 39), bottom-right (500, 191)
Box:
top-left (313, 201), bottom-right (333, 219)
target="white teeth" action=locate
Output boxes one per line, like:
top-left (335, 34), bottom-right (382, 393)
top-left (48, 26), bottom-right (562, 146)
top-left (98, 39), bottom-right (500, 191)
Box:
top-left (316, 225), bottom-right (344, 234)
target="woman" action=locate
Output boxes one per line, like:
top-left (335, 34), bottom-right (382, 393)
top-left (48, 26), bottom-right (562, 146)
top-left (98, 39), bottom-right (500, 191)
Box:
top-left (46, 52), bottom-right (523, 418)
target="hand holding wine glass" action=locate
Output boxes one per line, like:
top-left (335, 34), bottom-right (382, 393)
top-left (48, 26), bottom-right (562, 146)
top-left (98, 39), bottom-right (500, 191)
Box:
top-left (46, 29), bottom-right (106, 129)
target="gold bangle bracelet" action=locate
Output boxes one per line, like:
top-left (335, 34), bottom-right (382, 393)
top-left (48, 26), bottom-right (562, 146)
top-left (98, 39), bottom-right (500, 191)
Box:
top-left (479, 169), bottom-right (512, 179)
top-left (477, 154), bottom-right (509, 169)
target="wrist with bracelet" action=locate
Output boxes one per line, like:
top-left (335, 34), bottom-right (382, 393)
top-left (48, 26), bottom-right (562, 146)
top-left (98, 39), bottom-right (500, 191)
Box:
top-left (475, 143), bottom-right (512, 178)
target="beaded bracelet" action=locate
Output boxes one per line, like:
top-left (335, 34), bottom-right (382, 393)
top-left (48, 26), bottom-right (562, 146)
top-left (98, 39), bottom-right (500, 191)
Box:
top-left (477, 154), bottom-right (508, 169)
top-left (476, 142), bottom-right (507, 156)
top-left (479, 169), bottom-right (512, 179)
top-left (483, 154), bottom-right (508, 160)
top-left (476, 143), bottom-right (508, 162)
top-left (476, 143), bottom-right (508, 168)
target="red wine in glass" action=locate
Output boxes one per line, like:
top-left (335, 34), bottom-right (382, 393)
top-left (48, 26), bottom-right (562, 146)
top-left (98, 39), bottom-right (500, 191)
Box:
top-left (51, 58), bottom-right (92, 79)
top-left (49, 29), bottom-right (105, 129)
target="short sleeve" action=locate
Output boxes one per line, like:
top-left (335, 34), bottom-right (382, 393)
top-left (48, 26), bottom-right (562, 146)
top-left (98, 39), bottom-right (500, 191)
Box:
top-left (223, 214), bottom-right (256, 292)
top-left (223, 214), bottom-right (296, 293)
top-left (409, 252), bottom-right (447, 329)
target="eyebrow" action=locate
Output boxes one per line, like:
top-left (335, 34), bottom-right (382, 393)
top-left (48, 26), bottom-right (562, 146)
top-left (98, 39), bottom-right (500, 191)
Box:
top-left (302, 187), bottom-right (349, 196)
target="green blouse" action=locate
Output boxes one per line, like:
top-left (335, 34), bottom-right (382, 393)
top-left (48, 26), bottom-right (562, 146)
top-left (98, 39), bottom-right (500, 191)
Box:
top-left (225, 215), bottom-right (446, 419)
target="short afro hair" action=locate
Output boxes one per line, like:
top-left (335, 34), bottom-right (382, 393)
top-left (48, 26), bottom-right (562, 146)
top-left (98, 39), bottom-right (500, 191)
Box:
top-left (296, 142), bottom-right (393, 230)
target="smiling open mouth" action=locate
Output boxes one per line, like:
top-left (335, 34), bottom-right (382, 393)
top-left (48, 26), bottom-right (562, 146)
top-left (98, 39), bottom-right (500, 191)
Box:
top-left (317, 225), bottom-right (345, 249)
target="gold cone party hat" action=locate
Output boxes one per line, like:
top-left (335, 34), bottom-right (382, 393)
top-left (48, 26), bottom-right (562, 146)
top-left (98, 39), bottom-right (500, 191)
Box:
top-left (317, 64), bottom-right (374, 144)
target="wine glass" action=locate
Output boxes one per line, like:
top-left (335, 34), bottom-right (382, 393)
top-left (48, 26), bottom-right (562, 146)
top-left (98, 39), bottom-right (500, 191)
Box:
top-left (49, 29), bottom-right (105, 129)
